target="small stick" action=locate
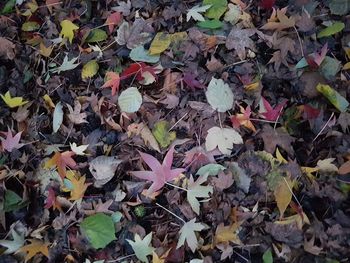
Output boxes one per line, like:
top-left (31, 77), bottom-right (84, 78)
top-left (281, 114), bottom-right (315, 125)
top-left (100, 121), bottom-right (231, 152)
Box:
top-left (165, 181), bottom-right (188, 192)
top-left (294, 26), bottom-right (305, 58)
top-left (283, 177), bottom-right (302, 208)
top-left (156, 203), bottom-right (186, 224)
top-left (312, 112), bottom-right (334, 142)
top-left (168, 112), bottom-right (188, 132)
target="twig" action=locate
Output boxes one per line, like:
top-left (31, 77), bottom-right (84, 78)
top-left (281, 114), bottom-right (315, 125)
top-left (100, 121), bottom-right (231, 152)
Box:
top-left (165, 181), bottom-right (188, 192)
top-left (312, 112), bottom-right (334, 142)
top-left (283, 177), bottom-right (302, 208)
top-left (294, 26), bottom-right (305, 58)
top-left (168, 112), bottom-right (188, 132)
top-left (218, 112), bottom-right (223, 129)
top-left (106, 254), bottom-right (136, 262)
top-left (155, 203), bottom-right (186, 224)
top-left (222, 59), bottom-right (248, 69)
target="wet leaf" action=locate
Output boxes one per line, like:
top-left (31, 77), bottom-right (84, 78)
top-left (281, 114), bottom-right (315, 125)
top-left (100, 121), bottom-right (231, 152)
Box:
top-left (316, 83), bottom-right (349, 112)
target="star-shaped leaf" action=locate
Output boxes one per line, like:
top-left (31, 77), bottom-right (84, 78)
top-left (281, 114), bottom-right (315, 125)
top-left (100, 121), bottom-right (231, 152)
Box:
top-left (187, 4), bottom-right (212, 22)
top-left (16, 239), bottom-right (49, 263)
top-left (259, 97), bottom-right (287, 121)
top-left (230, 105), bottom-right (256, 132)
top-left (226, 28), bottom-right (256, 60)
top-left (44, 151), bottom-right (77, 179)
top-left (127, 232), bottom-right (154, 263)
top-left (51, 55), bottom-right (80, 74)
top-left (176, 218), bottom-right (205, 252)
top-left (1, 91), bottom-right (28, 108)
top-left (0, 128), bottom-right (24, 152)
top-left (186, 174), bottom-right (213, 215)
top-left (101, 71), bottom-right (120, 96)
top-left (0, 229), bottom-right (25, 254)
top-left (131, 146), bottom-right (185, 194)
top-left (64, 171), bottom-right (91, 201)
top-left (59, 20), bottom-right (79, 43)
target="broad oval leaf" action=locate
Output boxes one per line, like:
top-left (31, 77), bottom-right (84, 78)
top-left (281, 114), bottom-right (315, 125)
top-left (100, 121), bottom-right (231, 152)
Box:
top-left (118, 87), bottom-right (142, 113)
top-left (82, 60), bottom-right (99, 80)
top-left (53, 102), bottom-right (63, 133)
top-left (80, 213), bottom-right (116, 249)
top-left (317, 22), bottom-right (345, 38)
top-left (85, 28), bottom-right (108, 43)
top-left (205, 126), bottom-right (243, 155)
top-left (205, 77), bottom-right (234, 112)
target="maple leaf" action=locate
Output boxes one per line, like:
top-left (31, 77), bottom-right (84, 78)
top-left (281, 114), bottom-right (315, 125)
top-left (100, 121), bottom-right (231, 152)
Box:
top-left (44, 188), bottom-right (61, 211)
top-left (261, 7), bottom-right (295, 31)
top-left (65, 171), bottom-right (91, 201)
top-left (226, 28), bottom-right (256, 60)
top-left (176, 218), bottom-right (205, 252)
top-left (186, 4), bottom-right (212, 22)
top-left (0, 229), bottom-right (25, 254)
top-left (1, 91), bottom-right (28, 108)
top-left (131, 146), bottom-right (185, 194)
top-left (44, 151), bottom-right (77, 179)
top-left (306, 43), bottom-right (328, 69)
top-left (105, 12), bottom-right (122, 34)
top-left (186, 174), bottom-right (213, 215)
top-left (101, 71), bottom-right (120, 96)
top-left (51, 55), bottom-right (80, 74)
top-left (121, 62), bottom-right (157, 82)
top-left (59, 20), bottom-right (79, 43)
top-left (16, 239), bottom-right (49, 262)
top-left (0, 128), bottom-right (24, 152)
top-left (214, 223), bottom-right (241, 245)
top-left (183, 72), bottom-right (204, 90)
top-left (230, 105), bottom-right (256, 132)
top-left (127, 233), bottom-right (154, 263)
top-left (67, 100), bottom-right (88, 124)
top-left (259, 97), bottom-right (287, 121)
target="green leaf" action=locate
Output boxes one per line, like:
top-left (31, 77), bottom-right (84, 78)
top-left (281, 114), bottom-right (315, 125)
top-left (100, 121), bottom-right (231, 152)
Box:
top-left (317, 22), bottom-right (345, 38)
top-left (4, 190), bottom-right (27, 212)
top-left (329, 0), bottom-right (350, 15)
top-left (319, 56), bottom-right (341, 80)
top-left (129, 46), bottom-right (160, 63)
top-left (80, 213), bottom-right (116, 249)
top-left (203, 0), bottom-right (227, 19)
top-left (1, 0), bottom-right (16, 14)
top-left (85, 29), bottom-right (108, 43)
top-left (197, 19), bottom-right (223, 29)
top-left (316, 83), bottom-right (349, 112)
top-left (152, 120), bottom-right (176, 148)
top-left (127, 233), bottom-right (154, 263)
top-left (82, 60), bottom-right (99, 80)
top-left (117, 87), bottom-right (142, 113)
top-left (21, 21), bottom-right (40, 32)
top-left (196, 164), bottom-right (226, 176)
top-left (263, 248), bottom-right (273, 263)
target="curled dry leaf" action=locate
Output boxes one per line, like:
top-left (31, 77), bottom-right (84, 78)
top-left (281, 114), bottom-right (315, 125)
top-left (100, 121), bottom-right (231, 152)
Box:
top-left (89, 156), bottom-right (122, 187)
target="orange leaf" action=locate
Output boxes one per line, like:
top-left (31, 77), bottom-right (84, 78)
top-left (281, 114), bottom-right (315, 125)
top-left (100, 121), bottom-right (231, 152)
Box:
top-left (66, 171), bottom-right (91, 201)
top-left (17, 239), bottom-right (49, 262)
top-left (274, 177), bottom-right (293, 219)
top-left (261, 7), bottom-right (295, 31)
top-left (44, 151), bottom-right (77, 179)
top-left (101, 71), bottom-right (120, 96)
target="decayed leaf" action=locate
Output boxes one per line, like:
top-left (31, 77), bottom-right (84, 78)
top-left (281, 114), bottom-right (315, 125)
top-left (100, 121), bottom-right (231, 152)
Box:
top-left (205, 127), bottom-right (243, 155)
top-left (0, 37), bottom-right (15, 59)
top-left (149, 32), bottom-right (172, 55)
top-left (176, 218), bottom-right (205, 252)
top-left (0, 128), bottom-right (24, 152)
top-left (261, 7), bottom-right (295, 31)
top-left (1, 91), bottom-right (28, 108)
top-left (230, 105), bottom-right (256, 132)
top-left (82, 60), bottom-right (99, 80)
top-left (131, 146), bottom-right (185, 194)
top-left (64, 171), bottom-right (91, 201)
top-left (187, 4), bottom-right (212, 22)
top-left (67, 101), bottom-right (88, 124)
top-left (101, 71), bottom-right (120, 96)
top-left (127, 123), bottom-right (161, 152)
top-left (16, 239), bottom-right (49, 263)
top-left (186, 174), bottom-right (213, 215)
top-left (226, 28), bottom-right (256, 60)
top-left (205, 77), bottom-right (234, 112)
top-left (274, 177), bottom-right (293, 218)
top-left (59, 20), bottom-right (79, 43)
top-left (44, 151), bottom-right (77, 179)
top-left (127, 233), bottom-right (154, 263)
top-left (152, 120), bottom-right (176, 148)
top-left (118, 87), bottom-right (142, 113)
top-left (214, 223), bottom-right (241, 245)
top-left (89, 156), bottom-right (122, 187)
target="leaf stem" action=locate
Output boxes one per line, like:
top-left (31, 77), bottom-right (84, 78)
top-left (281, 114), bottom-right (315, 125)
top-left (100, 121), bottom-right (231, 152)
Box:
top-left (165, 181), bottom-right (188, 192)
top-left (156, 202), bottom-right (186, 224)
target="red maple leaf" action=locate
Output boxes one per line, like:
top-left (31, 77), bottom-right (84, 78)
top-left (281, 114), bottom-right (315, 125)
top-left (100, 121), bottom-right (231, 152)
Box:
top-left (120, 62), bottom-right (157, 82)
top-left (260, 97), bottom-right (287, 121)
top-left (44, 151), bottom-right (77, 179)
top-left (101, 71), bottom-right (120, 96)
top-left (131, 146), bottom-right (185, 194)
top-left (260, 0), bottom-right (276, 9)
top-left (105, 12), bottom-right (122, 34)
top-left (300, 104), bottom-right (320, 120)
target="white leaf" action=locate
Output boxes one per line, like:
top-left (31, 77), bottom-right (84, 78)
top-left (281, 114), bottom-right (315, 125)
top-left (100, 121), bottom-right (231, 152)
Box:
top-left (205, 126), bottom-right (243, 155)
top-left (317, 158), bottom-right (338, 173)
top-left (127, 233), bottom-right (154, 263)
top-left (187, 4), bottom-right (212, 22)
top-left (118, 87), bottom-right (142, 113)
top-left (187, 174), bottom-right (213, 215)
top-left (0, 229), bottom-right (25, 254)
top-left (89, 156), bottom-right (122, 187)
top-left (53, 102), bottom-right (63, 133)
top-left (70, 142), bottom-right (89, 155)
top-left (177, 218), bottom-right (205, 252)
top-left (51, 55), bottom-right (80, 73)
top-left (129, 46), bottom-right (160, 63)
top-left (205, 77), bottom-right (234, 112)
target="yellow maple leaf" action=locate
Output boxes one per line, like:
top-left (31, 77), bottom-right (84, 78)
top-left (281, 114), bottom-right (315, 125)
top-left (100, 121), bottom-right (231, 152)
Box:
top-left (59, 20), bottom-right (79, 43)
top-left (1, 91), bottom-right (28, 108)
top-left (152, 249), bottom-right (170, 263)
top-left (65, 171), bottom-right (91, 201)
top-left (214, 222), bottom-right (241, 245)
top-left (301, 166), bottom-right (319, 180)
top-left (261, 7), bottom-right (295, 31)
top-left (17, 239), bottom-right (49, 262)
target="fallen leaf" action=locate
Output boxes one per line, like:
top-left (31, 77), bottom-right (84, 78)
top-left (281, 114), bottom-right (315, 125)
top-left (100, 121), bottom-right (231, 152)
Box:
top-left (316, 83), bottom-right (349, 112)
top-left (261, 7), bottom-right (295, 31)
top-left (230, 105), bottom-right (256, 132)
top-left (214, 223), bottom-right (241, 245)
top-left (16, 239), bottom-right (49, 263)
top-left (0, 229), bottom-right (25, 254)
top-left (82, 60), bottom-right (99, 80)
top-left (59, 20), bottom-right (79, 43)
top-left (149, 32), bottom-right (172, 55)
top-left (127, 233), bottom-right (154, 263)
top-left (205, 77), bottom-right (234, 112)
top-left (105, 12), bottom-right (122, 34)
top-left (0, 37), bottom-right (15, 59)
top-left (186, 174), bottom-right (213, 215)
top-left (205, 126), bottom-right (243, 155)
top-left (203, 0), bottom-right (227, 19)
top-left (1, 91), bottom-right (28, 108)
top-left (274, 177), bottom-right (293, 218)
top-left (226, 28), bottom-right (256, 60)
top-left (318, 22), bottom-right (345, 38)
top-left (118, 87), bottom-right (142, 113)
top-left (67, 101), bottom-right (88, 124)
top-left (127, 123), bottom-right (160, 152)
top-left (176, 218), bottom-right (205, 252)
top-left (152, 120), bottom-right (176, 148)
top-left (0, 128), bottom-right (24, 152)
top-left (64, 171), bottom-right (91, 200)
top-left (316, 158), bottom-right (338, 173)
top-left (131, 146), bottom-right (185, 194)
top-left (44, 151), bottom-right (77, 179)
top-left (259, 97), bottom-right (287, 121)
top-left (51, 55), bottom-right (80, 74)
top-left (53, 101), bottom-right (63, 133)
top-left (187, 5), bottom-right (212, 22)
top-left (89, 156), bottom-right (122, 187)
top-left (101, 71), bottom-right (120, 96)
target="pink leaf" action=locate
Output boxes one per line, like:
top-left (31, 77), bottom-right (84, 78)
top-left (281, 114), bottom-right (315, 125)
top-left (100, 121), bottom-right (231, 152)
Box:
top-left (306, 43), bottom-right (328, 69)
top-left (105, 12), bottom-right (122, 34)
top-left (260, 97), bottom-right (287, 121)
top-left (183, 73), bottom-right (203, 90)
top-left (0, 128), bottom-right (24, 152)
top-left (131, 146), bottom-right (185, 194)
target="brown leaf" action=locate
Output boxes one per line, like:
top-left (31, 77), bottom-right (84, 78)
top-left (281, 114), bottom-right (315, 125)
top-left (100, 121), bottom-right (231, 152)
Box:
top-left (226, 28), bottom-right (256, 60)
top-left (261, 7), bottom-right (296, 31)
top-left (0, 37), bottom-right (15, 60)
top-left (259, 125), bottom-right (295, 156)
